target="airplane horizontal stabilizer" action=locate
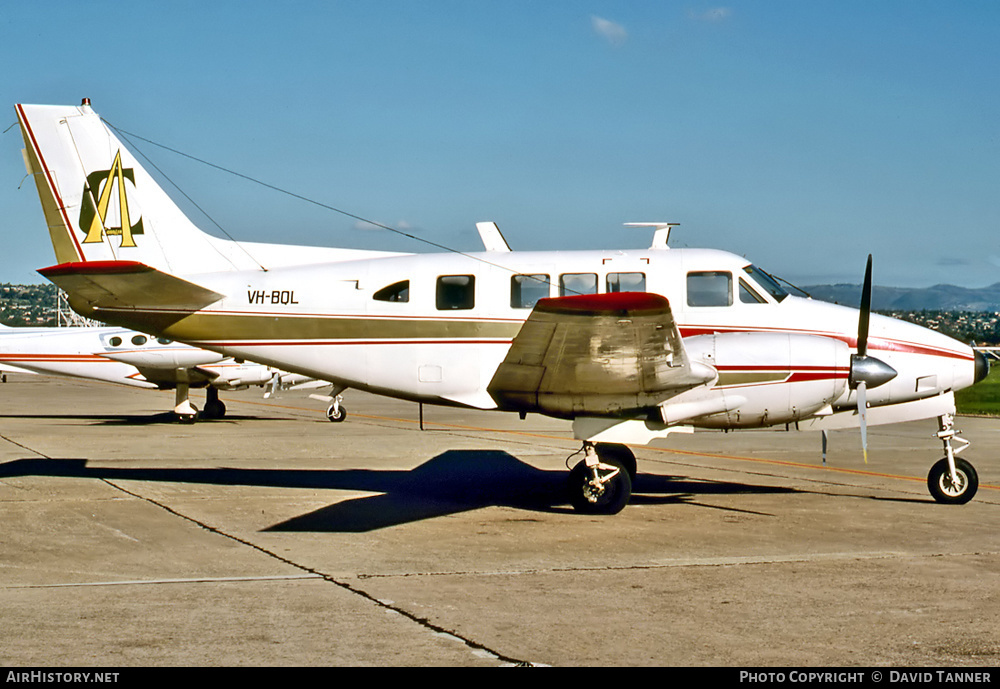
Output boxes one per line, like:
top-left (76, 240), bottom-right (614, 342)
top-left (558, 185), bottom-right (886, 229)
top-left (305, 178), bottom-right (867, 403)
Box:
top-left (487, 292), bottom-right (715, 418)
top-left (37, 261), bottom-right (224, 316)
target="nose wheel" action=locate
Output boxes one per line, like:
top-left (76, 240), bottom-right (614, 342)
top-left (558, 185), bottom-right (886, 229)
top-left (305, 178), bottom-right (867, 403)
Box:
top-left (928, 457), bottom-right (978, 505)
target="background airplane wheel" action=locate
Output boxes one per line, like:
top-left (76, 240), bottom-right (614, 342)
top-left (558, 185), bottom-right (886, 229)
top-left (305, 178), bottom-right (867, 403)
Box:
top-left (567, 456), bottom-right (632, 515)
top-left (326, 404), bottom-right (347, 422)
top-left (927, 457), bottom-right (978, 505)
top-left (202, 400), bottom-right (226, 420)
top-left (176, 404), bottom-right (199, 424)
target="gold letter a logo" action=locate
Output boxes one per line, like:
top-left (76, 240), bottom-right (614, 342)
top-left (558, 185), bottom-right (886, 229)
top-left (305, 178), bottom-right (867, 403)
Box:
top-left (80, 150), bottom-right (143, 247)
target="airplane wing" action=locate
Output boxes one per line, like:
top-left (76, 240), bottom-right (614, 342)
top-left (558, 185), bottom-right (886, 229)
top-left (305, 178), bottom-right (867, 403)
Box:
top-left (487, 292), bottom-right (715, 418)
top-left (37, 261), bottom-right (224, 316)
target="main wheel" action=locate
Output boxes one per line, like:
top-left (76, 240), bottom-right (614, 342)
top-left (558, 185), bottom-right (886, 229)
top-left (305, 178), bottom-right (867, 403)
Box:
top-left (567, 456), bottom-right (632, 515)
top-left (326, 404), bottom-right (347, 422)
top-left (927, 457), bottom-right (979, 505)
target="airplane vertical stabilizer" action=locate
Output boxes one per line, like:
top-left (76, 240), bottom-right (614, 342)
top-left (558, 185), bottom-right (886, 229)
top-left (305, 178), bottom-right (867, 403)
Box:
top-left (19, 102), bottom-right (277, 275)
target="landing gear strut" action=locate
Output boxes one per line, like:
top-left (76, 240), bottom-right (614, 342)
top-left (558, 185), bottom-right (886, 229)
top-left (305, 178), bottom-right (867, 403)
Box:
top-left (567, 442), bottom-right (633, 515)
top-left (201, 386), bottom-right (227, 420)
top-left (173, 380), bottom-right (198, 424)
top-left (927, 413), bottom-right (978, 504)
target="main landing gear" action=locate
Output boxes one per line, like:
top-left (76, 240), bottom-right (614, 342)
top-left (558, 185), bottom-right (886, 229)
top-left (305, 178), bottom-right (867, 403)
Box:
top-left (173, 383), bottom-right (226, 424)
top-left (566, 442), bottom-right (637, 515)
top-left (326, 393), bottom-right (347, 423)
top-left (927, 413), bottom-right (978, 505)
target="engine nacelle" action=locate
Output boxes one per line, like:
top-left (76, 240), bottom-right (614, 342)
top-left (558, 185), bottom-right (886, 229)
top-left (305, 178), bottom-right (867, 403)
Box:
top-left (102, 348), bottom-right (225, 368)
top-left (211, 363), bottom-right (275, 389)
top-left (680, 332), bottom-right (850, 428)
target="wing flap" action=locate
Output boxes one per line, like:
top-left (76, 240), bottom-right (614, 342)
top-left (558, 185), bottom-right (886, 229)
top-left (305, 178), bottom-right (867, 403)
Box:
top-left (488, 292), bottom-right (714, 418)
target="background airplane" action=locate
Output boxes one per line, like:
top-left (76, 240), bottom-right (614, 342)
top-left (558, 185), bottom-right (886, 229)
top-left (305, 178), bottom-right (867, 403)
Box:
top-left (14, 100), bottom-right (990, 513)
top-left (0, 322), bottom-right (344, 422)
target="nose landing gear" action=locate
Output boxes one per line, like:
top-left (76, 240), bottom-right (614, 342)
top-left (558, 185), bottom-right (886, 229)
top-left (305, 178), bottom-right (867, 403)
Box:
top-left (928, 413), bottom-right (978, 505)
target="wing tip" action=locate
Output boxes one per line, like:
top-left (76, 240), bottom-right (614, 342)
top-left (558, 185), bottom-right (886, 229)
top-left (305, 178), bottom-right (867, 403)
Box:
top-left (535, 292), bottom-right (669, 316)
top-left (38, 260), bottom-right (153, 278)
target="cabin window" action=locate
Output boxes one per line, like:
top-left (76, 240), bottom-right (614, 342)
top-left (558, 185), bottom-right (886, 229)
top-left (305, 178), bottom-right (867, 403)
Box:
top-left (739, 278), bottom-right (767, 304)
top-left (109, 336), bottom-right (122, 347)
top-left (157, 337), bottom-right (172, 345)
top-left (511, 274), bottom-right (550, 309)
top-left (436, 275), bottom-right (475, 310)
top-left (131, 335), bottom-right (148, 346)
top-left (559, 273), bottom-right (597, 297)
top-left (607, 272), bottom-right (646, 293)
top-left (687, 271), bottom-right (732, 307)
top-left (373, 280), bottom-right (410, 303)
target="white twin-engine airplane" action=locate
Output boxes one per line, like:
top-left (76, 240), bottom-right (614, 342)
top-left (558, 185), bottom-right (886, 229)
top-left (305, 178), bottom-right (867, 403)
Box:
top-left (0, 322), bottom-right (328, 422)
top-left (15, 100), bottom-right (990, 513)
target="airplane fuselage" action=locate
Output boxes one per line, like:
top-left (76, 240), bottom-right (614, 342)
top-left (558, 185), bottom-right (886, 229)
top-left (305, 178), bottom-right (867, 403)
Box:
top-left (77, 246), bottom-right (979, 429)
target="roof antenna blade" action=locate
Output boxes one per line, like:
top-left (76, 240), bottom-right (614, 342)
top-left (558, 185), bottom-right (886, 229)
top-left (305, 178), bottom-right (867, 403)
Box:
top-left (476, 221), bottom-right (512, 252)
top-left (624, 222), bottom-right (679, 250)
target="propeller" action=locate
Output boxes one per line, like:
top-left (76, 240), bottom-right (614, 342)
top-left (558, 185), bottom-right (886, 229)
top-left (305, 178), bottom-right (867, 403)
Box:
top-left (849, 255), bottom-right (897, 463)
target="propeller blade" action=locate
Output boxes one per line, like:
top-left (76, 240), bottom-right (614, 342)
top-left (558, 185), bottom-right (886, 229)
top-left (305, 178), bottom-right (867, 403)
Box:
top-left (857, 380), bottom-right (868, 464)
top-left (857, 254), bottom-right (873, 357)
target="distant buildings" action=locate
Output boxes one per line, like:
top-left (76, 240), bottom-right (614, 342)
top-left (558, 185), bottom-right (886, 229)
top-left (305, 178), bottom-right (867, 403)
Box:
top-left (883, 310), bottom-right (1000, 346)
top-left (0, 283), bottom-right (57, 326)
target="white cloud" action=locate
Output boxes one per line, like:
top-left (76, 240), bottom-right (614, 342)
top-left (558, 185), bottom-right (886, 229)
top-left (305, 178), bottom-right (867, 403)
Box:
top-left (688, 7), bottom-right (732, 22)
top-left (591, 16), bottom-right (628, 46)
top-left (353, 219), bottom-right (413, 233)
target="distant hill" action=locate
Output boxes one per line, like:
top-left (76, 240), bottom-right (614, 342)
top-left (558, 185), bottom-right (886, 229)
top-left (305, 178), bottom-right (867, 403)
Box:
top-left (803, 283), bottom-right (1000, 312)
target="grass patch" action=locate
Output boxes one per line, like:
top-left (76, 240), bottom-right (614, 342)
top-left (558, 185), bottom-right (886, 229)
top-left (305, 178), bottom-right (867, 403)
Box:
top-left (956, 362), bottom-right (1000, 416)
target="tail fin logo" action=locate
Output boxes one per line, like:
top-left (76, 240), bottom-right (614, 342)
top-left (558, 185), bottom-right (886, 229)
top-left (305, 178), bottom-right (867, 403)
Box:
top-left (79, 150), bottom-right (144, 248)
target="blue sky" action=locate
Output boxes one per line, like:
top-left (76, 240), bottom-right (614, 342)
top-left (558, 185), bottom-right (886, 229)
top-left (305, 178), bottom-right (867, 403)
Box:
top-left (2, 1), bottom-right (998, 288)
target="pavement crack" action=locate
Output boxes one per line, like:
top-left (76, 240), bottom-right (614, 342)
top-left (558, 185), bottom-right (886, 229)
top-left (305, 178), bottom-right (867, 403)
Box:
top-left (101, 478), bottom-right (534, 667)
top-left (0, 433), bottom-right (53, 459)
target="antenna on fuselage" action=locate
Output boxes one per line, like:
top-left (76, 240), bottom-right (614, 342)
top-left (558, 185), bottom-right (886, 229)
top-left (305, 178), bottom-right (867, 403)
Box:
top-left (624, 222), bottom-right (679, 250)
top-left (475, 221), bottom-right (512, 252)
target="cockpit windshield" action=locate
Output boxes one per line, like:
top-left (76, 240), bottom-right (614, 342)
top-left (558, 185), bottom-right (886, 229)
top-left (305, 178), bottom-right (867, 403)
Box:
top-left (743, 265), bottom-right (788, 302)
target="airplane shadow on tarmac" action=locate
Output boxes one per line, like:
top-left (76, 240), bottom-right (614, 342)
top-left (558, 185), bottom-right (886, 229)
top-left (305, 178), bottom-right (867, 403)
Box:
top-left (0, 450), bottom-right (800, 532)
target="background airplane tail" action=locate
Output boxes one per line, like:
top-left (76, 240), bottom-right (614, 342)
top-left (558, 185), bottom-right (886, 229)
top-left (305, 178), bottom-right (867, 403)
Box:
top-left (17, 101), bottom-right (263, 275)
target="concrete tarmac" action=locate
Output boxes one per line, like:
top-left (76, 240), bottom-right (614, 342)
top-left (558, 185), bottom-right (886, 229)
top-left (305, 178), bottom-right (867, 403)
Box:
top-left (1, 374), bottom-right (998, 667)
